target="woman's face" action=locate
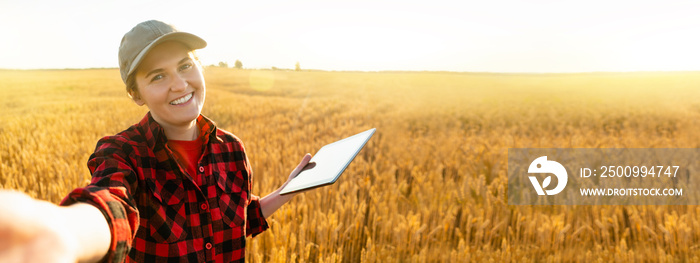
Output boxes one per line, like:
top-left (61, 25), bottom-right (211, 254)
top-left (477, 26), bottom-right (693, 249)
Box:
top-left (133, 41), bottom-right (205, 129)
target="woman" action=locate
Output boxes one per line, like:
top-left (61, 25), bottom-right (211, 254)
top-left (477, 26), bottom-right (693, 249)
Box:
top-left (0, 20), bottom-right (311, 262)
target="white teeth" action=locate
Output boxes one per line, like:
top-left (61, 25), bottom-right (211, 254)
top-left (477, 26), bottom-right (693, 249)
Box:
top-left (170, 93), bottom-right (193, 105)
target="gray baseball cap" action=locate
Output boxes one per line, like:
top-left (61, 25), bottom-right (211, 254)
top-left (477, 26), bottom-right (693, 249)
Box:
top-left (118, 20), bottom-right (207, 84)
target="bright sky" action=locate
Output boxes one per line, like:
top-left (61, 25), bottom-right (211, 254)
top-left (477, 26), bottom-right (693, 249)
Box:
top-left (1, 0), bottom-right (700, 73)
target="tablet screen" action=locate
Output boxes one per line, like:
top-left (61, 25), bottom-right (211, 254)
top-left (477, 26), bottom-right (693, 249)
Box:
top-left (279, 128), bottom-right (376, 195)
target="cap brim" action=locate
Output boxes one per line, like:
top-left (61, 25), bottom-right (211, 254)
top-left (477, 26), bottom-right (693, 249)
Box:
top-left (127, 32), bottom-right (207, 79)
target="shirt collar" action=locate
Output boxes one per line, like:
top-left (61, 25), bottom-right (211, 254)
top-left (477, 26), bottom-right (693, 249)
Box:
top-left (139, 112), bottom-right (218, 149)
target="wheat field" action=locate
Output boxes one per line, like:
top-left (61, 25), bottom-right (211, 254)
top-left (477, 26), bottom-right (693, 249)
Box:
top-left (2, 68), bottom-right (700, 262)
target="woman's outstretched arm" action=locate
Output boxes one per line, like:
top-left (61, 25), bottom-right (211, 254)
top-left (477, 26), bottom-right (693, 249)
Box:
top-left (259, 153), bottom-right (312, 218)
top-left (0, 191), bottom-right (110, 263)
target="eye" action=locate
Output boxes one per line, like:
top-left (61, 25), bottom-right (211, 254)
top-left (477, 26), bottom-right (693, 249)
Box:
top-left (150, 74), bottom-right (164, 82)
top-left (179, 63), bottom-right (193, 71)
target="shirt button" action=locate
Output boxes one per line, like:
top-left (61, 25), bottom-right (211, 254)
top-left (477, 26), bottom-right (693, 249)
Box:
top-left (199, 166), bottom-right (205, 173)
top-left (205, 243), bottom-right (213, 250)
top-left (201, 203), bottom-right (208, 210)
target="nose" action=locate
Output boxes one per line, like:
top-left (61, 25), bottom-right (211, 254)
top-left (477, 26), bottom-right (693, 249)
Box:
top-left (170, 72), bottom-right (188, 92)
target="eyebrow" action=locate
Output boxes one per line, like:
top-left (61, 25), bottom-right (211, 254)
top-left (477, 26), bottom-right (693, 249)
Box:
top-left (144, 57), bottom-right (193, 79)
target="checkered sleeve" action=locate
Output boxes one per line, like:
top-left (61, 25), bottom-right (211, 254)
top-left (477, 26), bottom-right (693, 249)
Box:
top-left (245, 194), bottom-right (269, 237)
top-left (60, 136), bottom-right (140, 263)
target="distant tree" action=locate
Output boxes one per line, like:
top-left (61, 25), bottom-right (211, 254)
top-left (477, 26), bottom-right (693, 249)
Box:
top-left (271, 66), bottom-right (280, 71)
top-left (234, 60), bottom-right (243, 69)
top-left (218, 61), bottom-right (229, 68)
top-left (295, 61), bottom-right (301, 71)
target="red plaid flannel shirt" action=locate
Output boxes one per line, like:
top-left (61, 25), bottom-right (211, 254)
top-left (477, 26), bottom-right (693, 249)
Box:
top-left (60, 113), bottom-right (269, 262)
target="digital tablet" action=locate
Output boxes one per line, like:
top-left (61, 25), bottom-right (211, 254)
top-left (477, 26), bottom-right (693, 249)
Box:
top-left (279, 128), bottom-right (376, 195)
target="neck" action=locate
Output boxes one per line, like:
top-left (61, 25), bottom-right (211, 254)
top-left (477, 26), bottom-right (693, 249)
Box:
top-left (159, 119), bottom-right (199, 141)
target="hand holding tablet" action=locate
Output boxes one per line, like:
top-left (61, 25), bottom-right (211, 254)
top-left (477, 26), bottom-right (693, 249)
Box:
top-left (280, 128), bottom-right (376, 195)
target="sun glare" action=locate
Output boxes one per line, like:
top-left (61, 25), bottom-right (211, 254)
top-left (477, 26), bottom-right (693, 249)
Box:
top-left (249, 70), bottom-right (275, 92)
top-left (1, 1), bottom-right (700, 72)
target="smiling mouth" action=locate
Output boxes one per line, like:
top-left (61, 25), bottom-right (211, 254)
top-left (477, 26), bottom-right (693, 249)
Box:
top-left (170, 92), bottom-right (193, 105)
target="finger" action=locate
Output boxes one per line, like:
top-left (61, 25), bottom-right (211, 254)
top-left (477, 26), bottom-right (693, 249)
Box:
top-left (290, 153), bottom-right (312, 178)
top-left (301, 162), bottom-right (316, 172)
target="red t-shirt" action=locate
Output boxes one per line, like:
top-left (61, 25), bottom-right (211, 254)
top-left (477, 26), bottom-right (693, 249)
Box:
top-left (168, 138), bottom-right (204, 186)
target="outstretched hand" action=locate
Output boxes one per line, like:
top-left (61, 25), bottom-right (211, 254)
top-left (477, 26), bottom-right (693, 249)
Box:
top-left (0, 191), bottom-right (79, 263)
top-left (260, 153), bottom-right (314, 218)
top-left (285, 153), bottom-right (313, 185)
top-left (0, 190), bottom-right (110, 263)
